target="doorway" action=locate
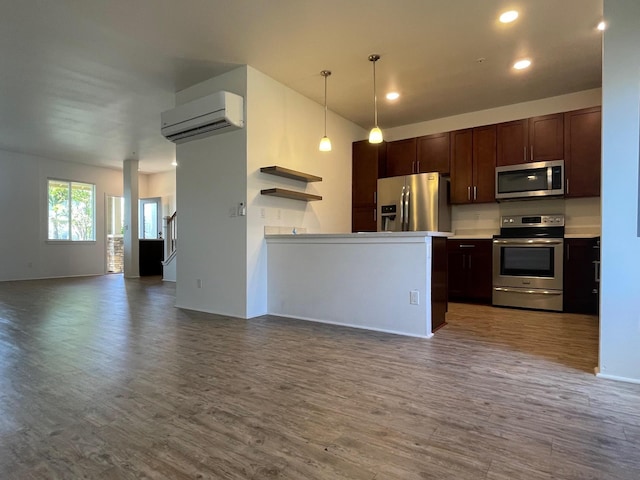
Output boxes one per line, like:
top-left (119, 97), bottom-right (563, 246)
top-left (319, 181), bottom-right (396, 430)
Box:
top-left (106, 195), bottom-right (125, 273)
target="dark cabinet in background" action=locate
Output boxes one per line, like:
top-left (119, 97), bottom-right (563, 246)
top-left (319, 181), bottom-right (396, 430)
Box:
top-left (417, 132), bottom-right (450, 174)
top-left (564, 106), bottom-right (601, 198)
top-left (450, 125), bottom-right (496, 204)
top-left (386, 138), bottom-right (417, 177)
top-left (447, 239), bottom-right (493, 304)
top-left (563, 237), bottom-right (600, 314)
top-left (352, 140), bottom-right (386, 232)
top-left (139, 239), bottom-right (164, 276)
top-left (496, 114), bottom-right (563, 166)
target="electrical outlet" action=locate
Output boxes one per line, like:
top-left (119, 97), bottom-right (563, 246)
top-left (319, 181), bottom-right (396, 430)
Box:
top-left (410, 290), bottom-right (419, 305)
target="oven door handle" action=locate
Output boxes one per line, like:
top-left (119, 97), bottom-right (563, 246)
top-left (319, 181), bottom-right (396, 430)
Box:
top-left (493, 239), bottom-right (563, 245)
top-left (493, 287), bottom-right (562, 295)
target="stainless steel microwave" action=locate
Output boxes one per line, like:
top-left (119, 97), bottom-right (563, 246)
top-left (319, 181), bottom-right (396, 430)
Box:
top-left (495, 160), bottom-right (564, 200)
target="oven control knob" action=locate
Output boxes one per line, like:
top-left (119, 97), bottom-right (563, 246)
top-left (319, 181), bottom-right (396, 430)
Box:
top-left (543, 218), bottom-right (548, 223)
top-left (509, 218), bottom-right (514, 223)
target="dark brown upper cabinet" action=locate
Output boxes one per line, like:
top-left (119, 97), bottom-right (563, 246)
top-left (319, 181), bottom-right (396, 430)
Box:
top-left (417, 132), bottom-right (450, 174)
top-left (497, 114), bottom-right (563, 166)
top-left (386, 138), bottom-right (417, 177)
top-left (450, 125), bottom-right (496, 204)
top-left (564, 106), bottom-right (601, 198)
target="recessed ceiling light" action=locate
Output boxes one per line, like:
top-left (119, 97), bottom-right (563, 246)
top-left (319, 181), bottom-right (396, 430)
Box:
top-left (597, 21), bottom-right (606, 31)
top-left (171, 160), bottom-right (178, 166)
top-left (499, 10), bottom-right (519, 23)
top-left (513, 59), bottom-right (532, 70)
top-left (386, 92), bottom-right (400, 101)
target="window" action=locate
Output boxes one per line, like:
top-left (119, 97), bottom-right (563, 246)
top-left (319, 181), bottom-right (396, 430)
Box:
top-left (48, 179), bottom-right (96, 241)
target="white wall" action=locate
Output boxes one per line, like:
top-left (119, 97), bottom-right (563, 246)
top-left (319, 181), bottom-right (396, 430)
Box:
top-left (0, 149), bottom-right (122, 281)
top-left (245, 66), bottom-right (366, 317)
top-left (174, 65), bottom-right (365, 319)
top-left (174, 66), bottom-right (249, 318)
top-left (598, 0), bottom-right (640, 383)
top-left (147, 169), bottom-right (176, 218)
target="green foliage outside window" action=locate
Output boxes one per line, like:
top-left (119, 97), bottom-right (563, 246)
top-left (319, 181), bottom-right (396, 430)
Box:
top-left (48, 179), bottom-right (95, 241)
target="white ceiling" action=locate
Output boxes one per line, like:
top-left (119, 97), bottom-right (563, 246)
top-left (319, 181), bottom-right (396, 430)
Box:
top-left (0, 0), bottom-right (603, 173)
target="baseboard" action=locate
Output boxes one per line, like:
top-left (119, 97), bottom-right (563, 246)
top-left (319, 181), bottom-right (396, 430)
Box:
top-left (266, 312), bottom-right (433, 339)
top-left (595, 367), bottom-right (640, 384)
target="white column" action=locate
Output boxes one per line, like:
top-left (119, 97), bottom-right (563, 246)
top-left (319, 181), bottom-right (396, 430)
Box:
top-left (599, 0), bottom-right (640, 383)
top-left (123, 159), bottom-right (140, 278)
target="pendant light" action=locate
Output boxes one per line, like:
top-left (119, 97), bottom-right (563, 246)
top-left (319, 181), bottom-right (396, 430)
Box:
top-left (368, 54), bottom-right (383, 144)
top-left (319, 70), bottom-right (332, 152)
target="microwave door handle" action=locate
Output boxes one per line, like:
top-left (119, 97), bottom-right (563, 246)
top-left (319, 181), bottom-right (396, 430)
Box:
top-left (548, 166), bottom-right (553, 189)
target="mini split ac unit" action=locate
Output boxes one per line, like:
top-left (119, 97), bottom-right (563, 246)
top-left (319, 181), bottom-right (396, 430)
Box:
top-left (161, 90), bottom-right (245, 143)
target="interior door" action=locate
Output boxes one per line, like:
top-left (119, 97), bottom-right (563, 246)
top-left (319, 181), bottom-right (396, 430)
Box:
top-left (139, 197), bottom-right (162, 239)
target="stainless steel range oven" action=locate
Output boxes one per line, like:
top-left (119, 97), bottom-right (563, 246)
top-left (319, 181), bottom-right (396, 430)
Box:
top-left (493, 214), bottom-right (564, 311)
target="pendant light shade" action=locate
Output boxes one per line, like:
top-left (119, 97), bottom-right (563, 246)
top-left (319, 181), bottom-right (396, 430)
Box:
top-left (319, 70), bottom-right (332, 152)
top-left (368, 54), bottom-right (383, 144)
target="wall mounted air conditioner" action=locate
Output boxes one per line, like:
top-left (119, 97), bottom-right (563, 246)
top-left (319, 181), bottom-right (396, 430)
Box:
top-left (161, 91), bottom-right (245, 143)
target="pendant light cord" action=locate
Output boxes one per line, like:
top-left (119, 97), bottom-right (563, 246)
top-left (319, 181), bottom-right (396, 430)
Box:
top-left (373, 59), bottom-right (378, 127)
top-left (324, 73), bottom-right (328, 136)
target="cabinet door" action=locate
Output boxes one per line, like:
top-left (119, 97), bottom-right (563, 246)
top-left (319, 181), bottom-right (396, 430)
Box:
top-left (529, 113), bottom-right (564, 162)
top-left (496, 119), bottom-right (528, 166)
top-left (466, 241), bottom-right (493, 303)
top-left (417, 132), bottom-right (450, 174)
top-left (386, 138), bottom-right (417, 177)
top-left (352, 140), bottom-right (385, 206)
top-left (472, 125), bottom-right (497, 203)
top-left (564, 107), bottom-right (601, 197)
top-left (447, 242), bottom-right (468, 300)
top-left (450, 129), bottom-right (473, 204)
top-left (352, 206), bottom-right (377, 233)
top-left (563, 238), bottom-right (599, 314)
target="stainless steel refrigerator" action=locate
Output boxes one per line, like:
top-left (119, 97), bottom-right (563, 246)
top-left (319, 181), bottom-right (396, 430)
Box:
top-left (377, 172), bottom-right (451, 232)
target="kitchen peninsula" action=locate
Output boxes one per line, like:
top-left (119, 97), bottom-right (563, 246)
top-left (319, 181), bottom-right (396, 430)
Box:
top-left (266, 231), bottom-right (449, 337)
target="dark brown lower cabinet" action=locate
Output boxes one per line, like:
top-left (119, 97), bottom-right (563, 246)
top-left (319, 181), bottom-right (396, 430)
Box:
top-left (139, 239), bottom-right (164, 276)
top-left (431, 237), bottom-right (448, 332)
top-left (563, 237), bottom-right (600, 314)
top-left (352, 206), bottom-right (377, 233)
top-left (447, 239), bottom-right (493, 304)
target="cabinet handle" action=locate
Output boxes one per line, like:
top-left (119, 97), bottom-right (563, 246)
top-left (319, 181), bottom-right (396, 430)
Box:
top-left (467, 186), bottom-right (471, 201)
top-left (530, 145), bottom-right (533, 161)
top-left (462, 254), bottom-right (466, 270)
top-left (523, 146), bottom-right (527, 162)
top-left (473, 186), bottom-right (477, 201)
top-left (374, 208), bottom-right (377, 221)
top-left (374, 191), bottom-right (377, 204)
top-left (459, 244), bottom-right (476, 248)
top-left (468, 255), bottom-right (472, 270)
top-left (412, 161), bottom-right (416, 173)
top-left (417, 160), bottom-right (420, 172)
top-left (566, 244), bottom-right (570, 260)
top-left (593, 260), bottom-right (600, 282)
top-left (566, 178), bottom-right (570, 195)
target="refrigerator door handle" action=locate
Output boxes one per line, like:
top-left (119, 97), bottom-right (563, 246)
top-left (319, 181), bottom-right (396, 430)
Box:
top-left (404, 186), bottom-right (411, 231)
top-left (400, 186), bottom-right (405, 230)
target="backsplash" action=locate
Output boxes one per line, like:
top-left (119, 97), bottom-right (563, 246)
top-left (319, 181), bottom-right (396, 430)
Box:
top-left (452, 197), bottom-right (601, 236)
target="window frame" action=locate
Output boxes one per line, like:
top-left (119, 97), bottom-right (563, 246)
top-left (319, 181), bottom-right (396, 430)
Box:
top-left (47, 178), bottom-right (97, 243)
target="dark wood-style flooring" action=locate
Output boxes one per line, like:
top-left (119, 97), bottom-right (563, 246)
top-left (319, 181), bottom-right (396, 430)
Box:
top-left (1, 275), bottom-right (639, 479)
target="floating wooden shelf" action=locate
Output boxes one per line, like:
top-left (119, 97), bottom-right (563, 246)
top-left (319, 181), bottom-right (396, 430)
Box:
top-left (260, 188), bottom-right (322, 202)
top-left (260, 166), bottom-right (322, 183)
